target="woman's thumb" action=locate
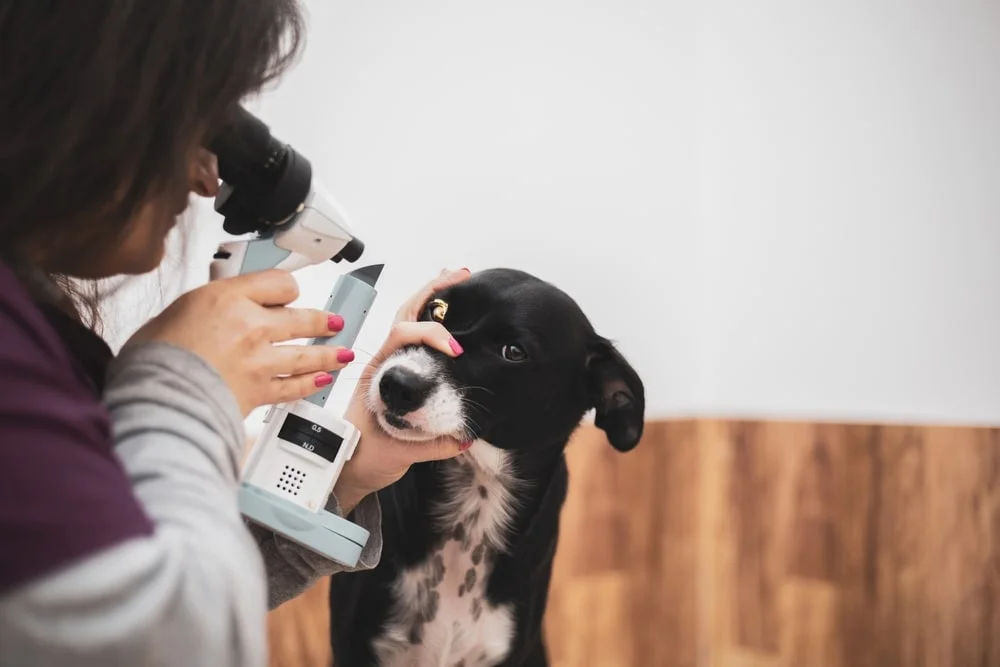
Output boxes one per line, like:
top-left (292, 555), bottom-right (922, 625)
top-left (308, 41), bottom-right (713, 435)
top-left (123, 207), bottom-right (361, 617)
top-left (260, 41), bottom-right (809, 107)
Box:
top-left (411, 436), bottom-right (472, 463)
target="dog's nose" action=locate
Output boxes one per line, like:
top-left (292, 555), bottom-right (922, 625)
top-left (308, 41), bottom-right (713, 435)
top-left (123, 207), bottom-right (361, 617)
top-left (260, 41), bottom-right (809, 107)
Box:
top-left (379, 366), bottom-right (435, 414)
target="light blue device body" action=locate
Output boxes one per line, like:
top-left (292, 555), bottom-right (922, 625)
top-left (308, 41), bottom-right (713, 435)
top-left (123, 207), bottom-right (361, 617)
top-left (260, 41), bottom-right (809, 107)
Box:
top-left (211, 236), bottom-right (381, 567)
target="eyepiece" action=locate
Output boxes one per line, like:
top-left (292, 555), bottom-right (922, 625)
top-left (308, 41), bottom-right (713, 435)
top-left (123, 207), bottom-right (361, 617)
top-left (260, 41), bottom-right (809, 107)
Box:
top-left (331, 237), bottom-right (365, 263)
top-left (208, 106), bottom-right (312, 236)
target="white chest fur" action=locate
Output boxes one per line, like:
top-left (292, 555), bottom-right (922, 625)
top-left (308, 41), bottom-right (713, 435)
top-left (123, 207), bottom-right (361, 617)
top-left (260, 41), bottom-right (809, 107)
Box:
top-left (373, 442), bottom-right (520, 667)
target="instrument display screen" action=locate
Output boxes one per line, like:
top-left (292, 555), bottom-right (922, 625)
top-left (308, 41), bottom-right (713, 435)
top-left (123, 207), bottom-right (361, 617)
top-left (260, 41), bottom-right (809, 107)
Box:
top-left (278, 413), bottom-right (344, 463)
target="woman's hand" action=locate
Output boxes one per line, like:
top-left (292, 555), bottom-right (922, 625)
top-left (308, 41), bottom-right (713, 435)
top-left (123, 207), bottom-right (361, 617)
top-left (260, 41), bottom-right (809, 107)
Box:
top-left (126, 269), bottom-right (355, 417)
top-left (332, 268), bottom-right (472, 514)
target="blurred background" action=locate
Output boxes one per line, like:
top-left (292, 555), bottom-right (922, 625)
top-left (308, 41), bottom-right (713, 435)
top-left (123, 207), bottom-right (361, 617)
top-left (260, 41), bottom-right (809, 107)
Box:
top-left (104, 1), bottom-right (1000, 665)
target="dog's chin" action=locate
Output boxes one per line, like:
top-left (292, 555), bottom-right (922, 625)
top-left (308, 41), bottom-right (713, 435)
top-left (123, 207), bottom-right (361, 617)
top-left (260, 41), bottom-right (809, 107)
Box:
top-left (374, 410), bottom-right (441, 442)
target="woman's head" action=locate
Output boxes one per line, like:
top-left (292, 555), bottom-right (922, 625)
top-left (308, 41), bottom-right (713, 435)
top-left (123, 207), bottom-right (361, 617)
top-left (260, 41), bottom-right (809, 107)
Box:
top-left (0, 1), bottom-right (304, 279)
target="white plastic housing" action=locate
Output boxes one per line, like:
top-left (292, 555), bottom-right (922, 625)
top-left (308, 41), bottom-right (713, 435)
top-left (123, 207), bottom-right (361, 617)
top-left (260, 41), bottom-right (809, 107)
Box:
top-left (272, 187), bottom-right (357, 271)
top-left (241, 400), bottom-right (361, 513)
top-left (208, 187), bottom-right (359, 280)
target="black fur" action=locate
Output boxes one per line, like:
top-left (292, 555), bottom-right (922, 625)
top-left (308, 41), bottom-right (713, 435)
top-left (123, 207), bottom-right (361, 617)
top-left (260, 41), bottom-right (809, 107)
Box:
top-left (328, 268), bottom-right (644, 667)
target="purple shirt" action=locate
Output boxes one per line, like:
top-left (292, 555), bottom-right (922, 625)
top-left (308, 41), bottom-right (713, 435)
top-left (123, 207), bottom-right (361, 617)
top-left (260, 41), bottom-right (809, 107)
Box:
top-left (0, 259), bottom-right (153, 595)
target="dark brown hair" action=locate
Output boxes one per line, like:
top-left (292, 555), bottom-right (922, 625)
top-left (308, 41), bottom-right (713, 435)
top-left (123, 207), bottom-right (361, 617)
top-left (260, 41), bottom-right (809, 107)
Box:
top-left (0, 1), bottom-right (305, 325)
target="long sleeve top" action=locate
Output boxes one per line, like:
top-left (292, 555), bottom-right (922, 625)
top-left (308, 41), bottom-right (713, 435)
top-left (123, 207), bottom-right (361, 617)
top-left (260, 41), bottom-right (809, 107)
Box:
top-left (0, 258), bottom-right (381, 666)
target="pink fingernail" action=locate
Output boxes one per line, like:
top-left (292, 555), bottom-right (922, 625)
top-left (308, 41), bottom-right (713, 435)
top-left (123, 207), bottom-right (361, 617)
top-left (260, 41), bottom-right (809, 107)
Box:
top-left (328, 314), bottom-right (344, 331)
top-left (449, 338), bottom-right (464, 355)
top-left (337, 349), bottom-right (355, 363)
top-left (460, 440), bottom-right (473, 451)
top-left (315, 373), bottom-right (333, 388)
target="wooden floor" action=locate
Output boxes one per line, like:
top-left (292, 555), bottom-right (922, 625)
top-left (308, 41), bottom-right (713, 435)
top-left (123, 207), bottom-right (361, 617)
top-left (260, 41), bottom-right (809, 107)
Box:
top-left (266, 420), bottom-right (1000, 667)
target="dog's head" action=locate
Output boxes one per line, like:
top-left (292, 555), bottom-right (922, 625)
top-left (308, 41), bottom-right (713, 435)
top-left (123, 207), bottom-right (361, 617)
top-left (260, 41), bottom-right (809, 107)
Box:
top-left (367, 269), bottom-right (645, 455)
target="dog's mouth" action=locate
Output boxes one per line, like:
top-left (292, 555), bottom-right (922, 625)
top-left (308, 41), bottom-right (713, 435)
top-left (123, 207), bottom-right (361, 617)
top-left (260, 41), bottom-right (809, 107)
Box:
top-left (383, 412), bottom-right (411, 430)
top-left (373, 408), bottom-right (437, 442)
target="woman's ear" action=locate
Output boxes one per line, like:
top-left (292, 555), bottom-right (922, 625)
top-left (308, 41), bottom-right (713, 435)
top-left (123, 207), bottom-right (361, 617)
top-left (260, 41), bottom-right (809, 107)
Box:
top-left (585, 338), bottom-right (645, 451)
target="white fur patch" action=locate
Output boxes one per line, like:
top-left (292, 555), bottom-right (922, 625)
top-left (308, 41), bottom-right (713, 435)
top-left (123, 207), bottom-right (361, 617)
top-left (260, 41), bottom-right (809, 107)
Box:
top-left (372, 441), bottom-right (520, 667)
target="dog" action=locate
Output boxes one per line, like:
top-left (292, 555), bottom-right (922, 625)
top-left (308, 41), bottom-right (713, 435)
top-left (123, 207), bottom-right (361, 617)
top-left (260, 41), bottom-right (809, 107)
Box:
top-left (328, 268), bottom-right (645, 667)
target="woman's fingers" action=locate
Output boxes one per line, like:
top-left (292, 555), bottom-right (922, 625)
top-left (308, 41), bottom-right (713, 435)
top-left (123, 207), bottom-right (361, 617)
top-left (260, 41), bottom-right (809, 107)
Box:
top-left (387, 320), bottom-right (460, 353)
top-left (360, 320), bottom-right (463, 382)
top-left (405, 436), bottom-right (473, 464)
top-left (239, 267), bottom-right (469, 343)
top-left (248, 267), bottom-right (473, 405)
top-left (229, 269), bottom-right (301, 307)
top-left (268, 370), bottom-right (341, 405)
top-left (384, 319), bottom-right (462, 357)
top-left (266, 306), bottom-right (345, 342)
top-left (264, 342), bottom-right (357, 405)
top-left (395, 268), bottom-right (471, 323)
top-left (267, 343), bottom-right (355, 377)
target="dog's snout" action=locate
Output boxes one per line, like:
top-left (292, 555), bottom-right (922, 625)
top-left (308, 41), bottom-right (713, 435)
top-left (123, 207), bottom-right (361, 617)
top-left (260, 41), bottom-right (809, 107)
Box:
top-left (379, 366), bottom-right (435, 414)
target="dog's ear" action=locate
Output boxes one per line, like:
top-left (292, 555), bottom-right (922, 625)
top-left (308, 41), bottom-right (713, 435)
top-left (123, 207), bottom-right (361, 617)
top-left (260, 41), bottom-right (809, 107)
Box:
top-left (585, 338), bottom-right (645, 452)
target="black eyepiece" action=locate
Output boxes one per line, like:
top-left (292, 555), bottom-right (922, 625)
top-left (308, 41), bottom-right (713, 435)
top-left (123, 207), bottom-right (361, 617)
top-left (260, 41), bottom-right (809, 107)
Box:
top-left (331, 237), bottom-right (365, 263)
top-left (208, 106), bottom-right (312, 236)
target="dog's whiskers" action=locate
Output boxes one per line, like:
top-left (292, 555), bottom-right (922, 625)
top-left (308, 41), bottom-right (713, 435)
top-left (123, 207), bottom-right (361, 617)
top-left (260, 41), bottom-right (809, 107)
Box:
top-left (461, 422), bottom-right (480, 444)
top-left (460, 398), bottom-right (491, 420)
top-left (461, 384), bottom-right (497, 397)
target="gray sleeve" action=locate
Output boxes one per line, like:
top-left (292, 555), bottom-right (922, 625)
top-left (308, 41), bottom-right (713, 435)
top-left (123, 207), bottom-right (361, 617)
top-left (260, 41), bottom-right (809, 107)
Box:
top-left (0, 342), bottom-right (381, 667)
top-left (248, 489), bottom-right (383, 609)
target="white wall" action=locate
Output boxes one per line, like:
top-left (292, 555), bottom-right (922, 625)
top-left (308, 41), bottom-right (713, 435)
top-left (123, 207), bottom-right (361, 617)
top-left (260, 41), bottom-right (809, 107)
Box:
top-left (106, 0), bottom-right (1000, 427)
top-left (694, 0), bottom-right (1000, 425)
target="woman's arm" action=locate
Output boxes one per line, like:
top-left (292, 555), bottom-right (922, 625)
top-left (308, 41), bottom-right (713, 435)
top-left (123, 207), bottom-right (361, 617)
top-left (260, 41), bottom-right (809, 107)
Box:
top-left (107, 341), bottom-right (386, 607)
top-left (0, 341), bottom-right (378, 666)
top-left (0, 266), bottom-right (470, 666)
top-left (246, 491), bottom-right (382, 609)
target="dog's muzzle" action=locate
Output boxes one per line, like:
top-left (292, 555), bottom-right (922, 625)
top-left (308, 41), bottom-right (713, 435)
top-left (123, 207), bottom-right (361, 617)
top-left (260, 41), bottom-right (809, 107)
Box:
top-left (367, 347), bottom-right (467, 441)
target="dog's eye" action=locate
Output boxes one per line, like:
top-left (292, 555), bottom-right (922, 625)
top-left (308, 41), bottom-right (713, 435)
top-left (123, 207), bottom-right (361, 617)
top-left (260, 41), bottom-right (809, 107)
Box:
top-left (501, 344), bottom-right (528, 363)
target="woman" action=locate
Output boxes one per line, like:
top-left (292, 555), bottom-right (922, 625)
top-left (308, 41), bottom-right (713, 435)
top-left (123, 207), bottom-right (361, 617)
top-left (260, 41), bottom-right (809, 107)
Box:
top-left (0, 3), bottom-right (470, 665)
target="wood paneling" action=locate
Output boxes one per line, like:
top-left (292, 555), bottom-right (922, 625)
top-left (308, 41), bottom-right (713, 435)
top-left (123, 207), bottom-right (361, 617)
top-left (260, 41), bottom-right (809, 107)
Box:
top-left (266, 420), bottom-right (1000, 667)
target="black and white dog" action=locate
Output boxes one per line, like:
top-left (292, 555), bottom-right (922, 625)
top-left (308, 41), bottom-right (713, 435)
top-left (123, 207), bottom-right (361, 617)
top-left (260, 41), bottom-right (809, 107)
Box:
top-left (328, 268), bottom-right (645, 667)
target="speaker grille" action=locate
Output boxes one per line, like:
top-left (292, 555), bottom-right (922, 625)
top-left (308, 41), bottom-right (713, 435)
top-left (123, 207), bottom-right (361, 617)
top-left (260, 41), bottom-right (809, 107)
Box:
top-left (277, 465), bottom-right (305, 497)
